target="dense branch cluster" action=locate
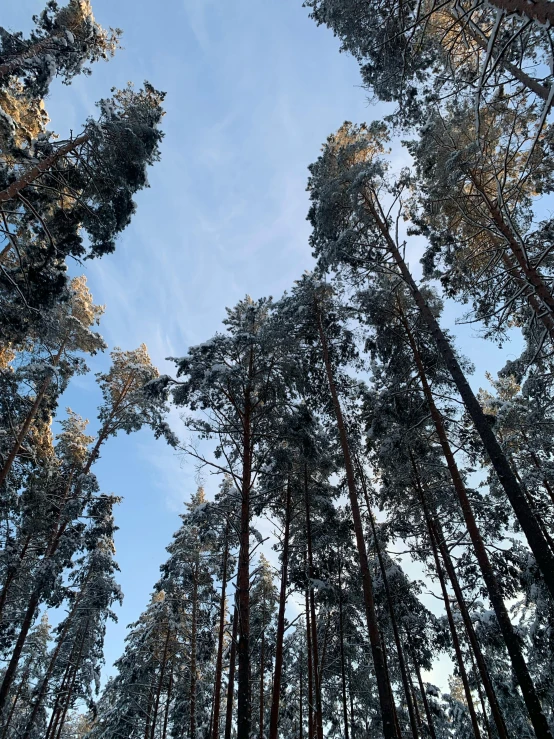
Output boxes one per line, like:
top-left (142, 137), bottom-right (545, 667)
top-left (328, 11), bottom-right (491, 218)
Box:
top-left (2, 0), bottom-right (554, 737)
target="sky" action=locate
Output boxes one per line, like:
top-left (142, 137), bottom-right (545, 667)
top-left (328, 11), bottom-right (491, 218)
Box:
top-left (3, 0), bottom-right (524, 687)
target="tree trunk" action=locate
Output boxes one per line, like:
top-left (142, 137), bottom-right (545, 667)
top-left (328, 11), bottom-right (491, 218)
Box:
top-left (411, 654), bottom-right (437, 739)
top-left (21, 599), bottom-right (87, 739)
top-left (162, 666), bottom-right (173, 739)
top-left (213, 521), bottom-right (230, 739)
top-left (500, 251), bottom-right (554, 343)
top-left (190, 565), bottom-right (199, 739)
top-left (304, 465), bottom-right (324, 739)
top-left (0, 36), bottom-right (57, 80)
top-left (0, 134), bottom-right (90, 204)
top-left (338, 560), bottom-right (350, 739)
top-left (0, 340), bottom-right (66, 488)
top-left (46, 649), bottom-right (78, 739)
top-left (356, 458), bottom-right (419, 739)
top-left (269, 480), bottom-right (292, 739)
top-left (315, 301), bottom-right (399, 739)
top-left (448, 9), bottom-right (550, 100)
top-left (299, 646), bottom-right (304, 739)
top-left (53, 625), bottom-right (89, 739)
top-left (151, 623), bottom-right (171, 739)
top-left (1, 663), bottom-right (30, 738)
top-left (417, 484), bottom-right (483, 739)
top-left (366, 193), bottom-right (554, 601)
top-left (259, 629), bottom-right (265, 739)
top-left (487, 0), bottom-right (554, 26)
top-left (430, 517), bottom-right (509, 739)
top-left (305, 587), bottom-right (314, 739)
top-left (400, 306), bottom-right (552, 739)
top-left (224, 604), bottom-right (238, 739)
top-left (237, 393), bottom-right (253, 739)
top-left (0, 533), bottom-right (32, 619)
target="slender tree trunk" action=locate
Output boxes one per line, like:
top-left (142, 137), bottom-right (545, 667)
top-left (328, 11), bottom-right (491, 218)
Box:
top-left (299, 646), bottom-right (304, 739)
top-left (430, 517), bottom-right (509, 739)
top-left (400, 308), bottom-right (552, 739)
top-left (151, 623), bottom-right (171, 739)
top-left (366, 194), bottom-right (554, 600)
top-left (0, 507), bottom-right (83, 714)
top-left (304, 466), bottom-right (324, 739)
top-left (356, 458), bottom-right (419, 739)
top-left (0, 341), bottom-right (66, 488)
top-left (1, 664), bottom-right (30, 738)
top-left (348, 658), bottom-right (355, 739)
top-left (0, 134), bottom-right (90, 204)
top-left (406, 668), bottom-right (425, 738)
top-left (448, 9), bottom-right (550, 100)
top-left (46, 639), bottom-right (80, 739)
top-left (190, 565), bottom-right (199, 739)
top-left (259, 629), bottom-right (265, 739)
top-left (411, 654), bottom-right (437, 739)
top-left (500, 251), bottom-right (554, 343)
top-left (224, 604), bottom-right (238, 739)
top-left (0, 378), bottom-right (132, 704)
top-left (0, 36), bottom-right (58, 80)
top-left (305, 587), bottom-right (314, 739)
top-left (237, 393), bottom-right (253, 739)
top-left (338, 560), bottom-right (350, 739)
top-left (162, 667), bottom-right (173, 739)
top-left (418, 488), bottom-right (482, 739)
top-left (487, 0), bottom-right (554, 27)
top-left (0, 533), bottom-right (32, 619)
top-left (21, 603), bottom-right (87, 739)
top-left (53, 626), bottom-right (88, 739)
top-left (213, 521), bottom-right (230, 739)
top-left (315, 302), bottom-right (399, 739)
top-left (269, 480), bottom-right (292, 739)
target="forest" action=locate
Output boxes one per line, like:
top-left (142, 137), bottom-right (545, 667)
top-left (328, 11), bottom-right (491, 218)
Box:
top-left (1, 0), bottom-right (554, 737)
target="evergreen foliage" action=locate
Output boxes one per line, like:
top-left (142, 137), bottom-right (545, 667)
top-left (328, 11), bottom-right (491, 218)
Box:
top-left (2, 0), bottom-right (554, 737)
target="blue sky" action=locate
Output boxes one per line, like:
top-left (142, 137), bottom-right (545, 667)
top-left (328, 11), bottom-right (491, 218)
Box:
top-left (4, 0), bottom-right (522, 685)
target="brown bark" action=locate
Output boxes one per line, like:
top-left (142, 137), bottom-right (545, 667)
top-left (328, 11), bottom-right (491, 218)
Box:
top-left (500, 251), bottom-right (554, 343)
top-left (0, 341), bottom-right (66, 488)
top-left (151, 623), bottom-right (171, 739)
top-left (237, 381), bottom-right (253, 738)
top-left (449, 10), bottom-right (550, 100)
top-left (430, 517), bottom-right (509, 739)
top-left (418, 487), bottom-right (483, 739)
top-left (0, 37), bottom-right (57, 80)
top-left (162, 667), bottom-right (173, 739)
top-left (259, 629), bottom-right (265, 739)
top-left (269, 480), bottom-right (292, 739)
top-left (45, 641), bottom-right (77, 739)
top-left (315, 301), bottom-right (399, 739)
top-left (299, 646), bottom-right (304, 739)
top-left (412, 654), bottom-right (437, 739)
top-left (305, 587), bottom-right (314, 739)
top-left (338, 560), bottom-right (350, 739)
top-left (487, 0), bottom-right (554, 26)
top-left (0, 134), bottom-right (89, 204)
top-left (21, 597), bottom-right (88, 739)
top-left (304, 466), bottom-right (324, 739)
top-left (357, 459), bottom-right (419, 739)
top-left (224, 604), bottom-right (238, 739)
top-left (212, 521), bottom-right (230, 739)
top-left (1, 664), bottom-right (30, 738)
top-left (53, 625), bottom-right (89, 739)
top-left (0, 533), bottom-right (32, 619)
top-left (190, 565), bottom-right (199, 739)
top-left (366, 193), bottom-right (554, 601)
top-left (400, 305), bottom-right (552, 739)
